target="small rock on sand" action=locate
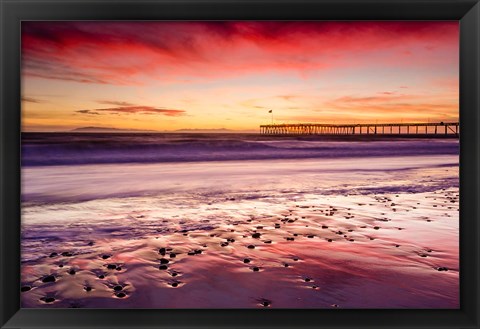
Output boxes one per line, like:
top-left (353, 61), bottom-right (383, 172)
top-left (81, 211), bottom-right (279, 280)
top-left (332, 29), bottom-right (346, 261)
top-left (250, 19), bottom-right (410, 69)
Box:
top-left (41, 275), bottom-right (56, 283)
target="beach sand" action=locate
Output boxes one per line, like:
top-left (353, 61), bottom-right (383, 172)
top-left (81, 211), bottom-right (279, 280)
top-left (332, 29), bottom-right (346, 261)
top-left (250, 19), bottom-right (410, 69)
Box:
top-left (20, 155), bottom-right (459, 308)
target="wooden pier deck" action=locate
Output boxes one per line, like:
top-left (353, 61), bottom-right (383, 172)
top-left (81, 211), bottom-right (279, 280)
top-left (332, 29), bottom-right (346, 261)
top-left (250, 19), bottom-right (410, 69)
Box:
top-left (259, 122), bottom-right (459, 136)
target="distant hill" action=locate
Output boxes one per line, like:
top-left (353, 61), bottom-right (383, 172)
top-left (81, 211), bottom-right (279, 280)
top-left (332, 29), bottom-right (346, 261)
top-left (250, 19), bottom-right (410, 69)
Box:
top-left (70, 127), bottom-right (158, 133)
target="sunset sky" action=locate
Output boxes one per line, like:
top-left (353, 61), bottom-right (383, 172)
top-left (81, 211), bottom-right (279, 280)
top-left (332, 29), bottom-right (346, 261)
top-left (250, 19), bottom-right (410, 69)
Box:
top-left (21, 21), bottom-right (459, 132)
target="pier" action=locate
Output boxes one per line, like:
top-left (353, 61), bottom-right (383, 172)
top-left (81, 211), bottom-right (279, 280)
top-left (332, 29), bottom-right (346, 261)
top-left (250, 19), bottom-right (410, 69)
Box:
top-left (259, 122), bottom-right (459, 136)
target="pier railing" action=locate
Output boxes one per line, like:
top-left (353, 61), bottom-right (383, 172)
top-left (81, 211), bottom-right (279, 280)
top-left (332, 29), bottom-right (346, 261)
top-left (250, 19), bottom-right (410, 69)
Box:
top-left (259, 122), bottom-right (459, 136)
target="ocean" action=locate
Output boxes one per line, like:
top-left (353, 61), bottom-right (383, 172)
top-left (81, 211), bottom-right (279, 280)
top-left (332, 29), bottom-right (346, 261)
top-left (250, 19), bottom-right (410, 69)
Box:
top-left (20, 133), bottom-right (459, 308)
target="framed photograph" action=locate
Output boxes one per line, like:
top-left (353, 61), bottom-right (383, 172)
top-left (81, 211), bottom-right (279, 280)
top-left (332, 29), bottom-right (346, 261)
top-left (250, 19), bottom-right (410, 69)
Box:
top-left (1, 0), bottom-right (479, 328)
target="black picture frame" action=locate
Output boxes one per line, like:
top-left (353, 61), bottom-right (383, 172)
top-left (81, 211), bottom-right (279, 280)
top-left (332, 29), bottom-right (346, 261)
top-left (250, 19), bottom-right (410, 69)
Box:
top-left (1, 0), bottom-right (479, 328)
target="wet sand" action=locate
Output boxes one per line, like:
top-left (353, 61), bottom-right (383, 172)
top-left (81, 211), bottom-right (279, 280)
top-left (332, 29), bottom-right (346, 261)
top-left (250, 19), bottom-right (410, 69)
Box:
top-left (21, 156), bottom-right (459, 308)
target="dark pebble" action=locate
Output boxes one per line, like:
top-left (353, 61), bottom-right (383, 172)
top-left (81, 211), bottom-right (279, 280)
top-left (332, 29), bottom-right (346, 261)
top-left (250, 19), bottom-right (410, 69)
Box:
top-left (160, 258), bottom-right (169, 264)
top-left (170, 253), bottom-right (176, 258)
top-left (159, 248), bottom-right (166, 255)
top-left (98, 275), bottom-right (105, 279)
top-left (42, 275), bottom-right (56, 283)
top-left (286, 237), bottom-right (294, 241)
top-left (247, 245), bottom-right (255, 249)
top-left (115, 292), bottom-right (126, 298)
top-left (106, 264), bottom-right (117, 270)
top-left (293, 233), bottom-right (298, 237)
top-left (437, 267), bottom-right (449, 271)
top-left (87, 241), bottom-right (95, 246)
top-left (101, 254), bottom-right (111, 259)
top-left (116, 267), bottom-right (122, 271)
top-left (69, 269), bottom-right (76, 275)
top-left (227, 238), bottom-right (235, 243)
top-left (220, 242), bottom-right (229, 247)
top-left (21, 286), bottom-right (31, 292)
top-left (304, 277), bottom-right (312, 282)
top-left (113, 285), bottom-right (123, 291)
top-left (61, 251), bottom-right (73, 257)
top-left (49, 252), bottom-right (58, 258)
top-left (275, 224), bottom-right (281, 229)
top-left (284, 263), bottom-right (289, 267)
top-left (262, 300), bottom-right (271, 307)
top-left (243, 258), bottom-right (251, 264)
top-left (293, 257), bottom-right (299, 261)
top-left (171, 282), bottom-right (179, 287)
top-left (373, 226), bottom-right (380, 230)
top-left (419, 254), bottom-right (427, 257)
top-left (395, 245), bottom-right (400, 248)
top-left (264, 240), bottom-right (272, 244)
top-left (195, 249), bottom-right (202, 254)
top-left (58, 264), bottom-right (64, 268)
top-left (252, 233), bottom-right (261, 239)
top-left (44, 297), bottom-right (55, 303)
top-left (252, 267), bottom-right (260, 272)
top-left (327, 239), bottom-right (333, 242)
top-left (84, 286), bottom-right (92, 292)
top-left (159, 265), bottom-right (168, 270)
top-left (321, 225), bottom-right (328, 229)
top-left (307, 235), bottom-right (314, 238)
top-left (171, 272), bottom-right (178, 277)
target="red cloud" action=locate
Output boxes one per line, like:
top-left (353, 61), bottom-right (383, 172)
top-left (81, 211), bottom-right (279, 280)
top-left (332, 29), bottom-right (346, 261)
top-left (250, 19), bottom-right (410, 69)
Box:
top-left (22, 21), bottom-right (458, 86)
